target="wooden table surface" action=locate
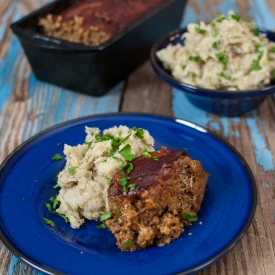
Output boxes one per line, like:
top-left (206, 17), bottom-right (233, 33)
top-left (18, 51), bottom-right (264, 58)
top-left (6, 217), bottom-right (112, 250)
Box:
top-left (1, 0), bottom-right (275, 274)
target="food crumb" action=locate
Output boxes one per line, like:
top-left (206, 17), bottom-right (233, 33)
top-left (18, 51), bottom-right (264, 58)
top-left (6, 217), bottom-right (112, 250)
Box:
top-left (80, 252), bottom-right (83, 254)
top-left (199, 222), bottom-right (202, 225)
top-left (188, 233), bottom-right (192, 235)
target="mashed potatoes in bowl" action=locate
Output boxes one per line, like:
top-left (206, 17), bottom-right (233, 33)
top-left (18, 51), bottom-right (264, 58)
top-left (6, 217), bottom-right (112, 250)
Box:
top-left (156, 11), bottom-right (275, 91)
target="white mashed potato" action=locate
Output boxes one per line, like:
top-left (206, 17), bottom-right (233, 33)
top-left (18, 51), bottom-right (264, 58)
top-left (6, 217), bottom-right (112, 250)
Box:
top-left (56, 125), bottom-right (154, 229)
top-left (156, 11), bottom-right (275, 91)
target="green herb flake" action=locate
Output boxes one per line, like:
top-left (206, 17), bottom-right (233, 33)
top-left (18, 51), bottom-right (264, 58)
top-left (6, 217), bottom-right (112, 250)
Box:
top-left (35, 180), bottom-right (38, 182)
top-left (195, 26), bottom-right (207, 35)
top-left (216, 16), bottom-right (226, 23)
top-left (212, 42), bottom-right (218, 49)
top-left (45, 203), bottom-right (52, 212)
top-left (119, 144), bottom-right (136, 161)
top-left (191, 72), bottom-right (197, 78)
top-left (96, 224), bottom-right (106, 229)
top-left (43, 218), bottom-right (55, 227)
top-left (106, 177), bottom-right (111, 185)
top-left (68, 166), bottom-right (75, 174)
top-left (250, 28), bottom-right (259, 36)
top-left (210, 21), bottom-right (216, 27)
top-left (118, 130), bottom-right (122, 136)
top-left (57, 142), bottom-right (61, 147)
top-left (269, 47), bottom-right (275, 53)
top-left (271, 69), bottom-right (275, 80)
top-left (231, 14), bottom-right (241, 22)
top-left (214, 31), bottom-right (219, 37)
top-left (50, 195), bottom-right (60, 209)
top-left (85, 141), bottom-right (92, 146)
top-left (182, 212), bottom-right (198, 223)
top-left (99, 210), bottom-right (113, 222)
top-left (215, 52), bottom-right (228, 70)
top-left (252, 59), bottom-right (262, 70)
top-left (101, 159), bottom-right (107, 162)
top-left (219, 72), bottom-right (232, 81)
top-left (135, 128), bottom-right (144, 139)
top-left (257, 51), bottom-right (264, 60)
top-left (124, 240), bottom-right (133, 249)
top-left (189, 56), bottom-right (201, 62)
top-left (138, 177), bottom-right (143, 181)
top-left (268, 56), bottom-right (274, 61)
top-left (128, 183), bottom-right (136, 191)
top-left (127, 163), bottom-right (134, 174)
top-left (182, 65), bottom-right (186, 70)
top-left (51, 153), bottom-right (63, 160)
top-left (53, 183), bottom-right (60, 189)
top-left (22, 197), bottom-right (25, 201)
top-left (234, 36), bottom-right (241, 38)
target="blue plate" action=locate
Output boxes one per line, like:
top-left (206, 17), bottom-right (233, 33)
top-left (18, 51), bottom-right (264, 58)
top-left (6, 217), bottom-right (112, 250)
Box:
top-left (0, 114), bottom-right (257, 275)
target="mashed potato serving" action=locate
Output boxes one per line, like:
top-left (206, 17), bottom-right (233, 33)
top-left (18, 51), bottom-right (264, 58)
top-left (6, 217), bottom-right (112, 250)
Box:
top-left (55, 125), bottom-right (154, 229)
top-left (156, 11), bottom-right (275, 91)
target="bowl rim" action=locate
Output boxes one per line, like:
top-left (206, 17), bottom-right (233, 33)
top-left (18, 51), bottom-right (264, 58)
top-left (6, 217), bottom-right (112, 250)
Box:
top-left (150, 27), bottom-right (275, 97)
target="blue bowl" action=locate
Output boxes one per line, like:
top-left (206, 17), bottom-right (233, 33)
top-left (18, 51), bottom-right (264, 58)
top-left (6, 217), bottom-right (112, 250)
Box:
top-left (150, 28), bottom-right (275, 116)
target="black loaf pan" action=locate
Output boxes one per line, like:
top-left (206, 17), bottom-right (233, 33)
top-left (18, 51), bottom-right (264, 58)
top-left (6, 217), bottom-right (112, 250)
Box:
top-left (11, 0), bottom-right (187, 96)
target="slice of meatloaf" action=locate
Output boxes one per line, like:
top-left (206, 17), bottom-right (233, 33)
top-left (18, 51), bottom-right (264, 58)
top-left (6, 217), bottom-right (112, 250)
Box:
top-left (105, 146), bottom-right (209, 251)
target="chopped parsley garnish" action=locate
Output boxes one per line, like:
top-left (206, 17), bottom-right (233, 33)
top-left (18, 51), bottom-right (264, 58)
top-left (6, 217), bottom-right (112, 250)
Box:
top-left (124, 240), bottom-right (133, 249)
top-left (271, 69), bottom-right (275, 80)
top-left (215, 52), bottom-right (227, 70)
top-left (132, 127), bottom-right (144, 139)
top-left (44, 218), bottom-right (55, 227)
top-left (210, 21), bottom-right (216, 27)
top-left (214, 31), bottom-right (219, 37)
top-left (195, 26), bottom-right (207, 35)
top-left (216, 16), bottom-right (226, 23)
top-left (269, 56), bottom-right (274, 61)
top-left (191, 72), bottom-right (197, 78)
top-left (68, 166), bottom-right (75, 174)
top-left (252, 59), bottom-right (262, 70)
top-left (141, 148), bottom-right (158, 161)
top-left (99, 210), bottom-right (113, 221)
top-left (231, 14), bottom-right (241, 22)
top-left (118, 130), bottom-right (122, 136)
top-left (53, 183), bottom-right (60, 189)
top-left (96, 224), bottom-right (106, 229)
top-left (138, 177), bottom-right (143, 181)
top-left (85, 141), bottom-right (92, 146)
top-left (51, 153), bottom-right (63, 160)
top-left (101, 159), bottom-right (107, 162)
top-left (128, 183), bottom-right (136, 191)
top-left (182, 212), bottom-right (198, 222)
top-left (118, 177), bottom-right (131, 193)
top-left (189, 56), bottom-right (201, 62)
top-left (219, 72), bottom-right (232, 80)
top-left (234, 36), bottom-right (241, 38)
top-left (250, 28), bottom-right (259, 36)
top-left (127, 163), bottom-right (134, 174)
top-left (269, 47), bottom-right (275, 53)
top-left (257, 50), bottom-right (264, 61)
top-left (106, 177), bottom-right (111, 184)
top-left (212, 42), bottom-right (218, 49)
top-left (50, 195), bottom-right (60, 209)
top-left (22, 197), bottom-right (25, 201)
top-left (182, 65), bottom-right (186, 70)
top-left (118, 161), bottom-right (128, 175)
top-left (119, 144), bottom-right (135, 161)
top-left (57, 143), bottom-right (61, 147)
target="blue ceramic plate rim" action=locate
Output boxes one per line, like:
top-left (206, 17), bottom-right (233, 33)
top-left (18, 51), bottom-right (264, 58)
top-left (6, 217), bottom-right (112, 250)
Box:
top-left (150, 28), bottom-right (275, 98)
top-left (0, 113), bottom-right (257, 275)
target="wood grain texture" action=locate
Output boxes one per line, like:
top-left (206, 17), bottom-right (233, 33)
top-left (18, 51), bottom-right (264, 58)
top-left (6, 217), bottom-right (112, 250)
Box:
top-left (0, 0), bottom-right (275, 274)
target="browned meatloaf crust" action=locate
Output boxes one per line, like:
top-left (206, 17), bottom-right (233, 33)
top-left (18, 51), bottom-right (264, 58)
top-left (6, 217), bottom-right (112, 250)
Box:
top-left (38, 0), bottom-right (166, 46)
top-left (105, 146), bottom-right (209, 251)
